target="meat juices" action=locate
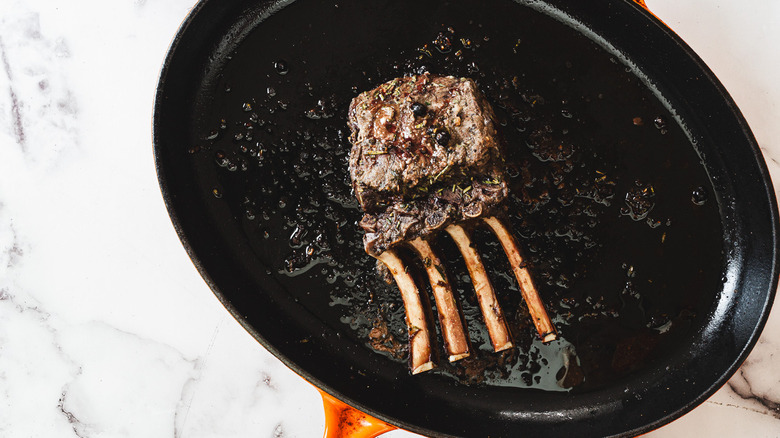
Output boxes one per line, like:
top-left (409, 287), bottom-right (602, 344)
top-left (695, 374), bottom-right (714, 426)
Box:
top-left (348, 73), bottom-right (508, 255)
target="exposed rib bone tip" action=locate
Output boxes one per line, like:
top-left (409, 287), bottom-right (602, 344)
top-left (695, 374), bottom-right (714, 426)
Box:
top-left (412, 361), bottom-right (435, 374)
top-left (449, 352), bottom-right (471, 362)
top-left (483, 216), bottom-right (557, 342)
top-left (408, 237), bottom-right (471, 362)
top-left (374, 249), bottom-right (434, 374)
top-left (371, 217), bottom-right (556, 374)
top-left (445, 223), bottom-right (514, 353)
top-left (495, 341), bottom-right (514, 352)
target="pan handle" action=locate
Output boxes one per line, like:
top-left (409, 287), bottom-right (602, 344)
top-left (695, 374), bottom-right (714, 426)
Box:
top-left (320, 389), bottom-right (397, 438)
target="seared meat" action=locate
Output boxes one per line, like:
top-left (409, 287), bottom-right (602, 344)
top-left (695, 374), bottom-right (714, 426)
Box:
top-left (348, 75), bottom-right (558, 366)
top-left (348, 74), bottom-right (507, 255)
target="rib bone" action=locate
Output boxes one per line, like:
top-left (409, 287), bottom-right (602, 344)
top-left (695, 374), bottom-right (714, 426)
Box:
top-left (408, 237), bottom-right (471, 362)
top-left (483, 216), bottom-right (557, 343)
top-left (445, 224), bottom-right (513, 352)
top-left (374, 250), bottom-right (435, 374)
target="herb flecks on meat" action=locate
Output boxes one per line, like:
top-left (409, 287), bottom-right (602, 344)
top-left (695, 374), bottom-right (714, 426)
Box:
top-left (348, 74), bottom-right (508, 255)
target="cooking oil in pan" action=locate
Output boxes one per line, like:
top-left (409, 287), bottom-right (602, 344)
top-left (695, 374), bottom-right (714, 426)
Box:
top-left (191, 0), bottom-right (723, 392)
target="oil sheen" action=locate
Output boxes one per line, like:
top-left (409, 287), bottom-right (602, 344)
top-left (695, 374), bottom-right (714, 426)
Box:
top-left (191, 0), bottom-right (723, 392)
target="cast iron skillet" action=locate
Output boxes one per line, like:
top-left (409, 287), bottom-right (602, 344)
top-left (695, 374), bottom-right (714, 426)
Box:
top-left (154, 0), bottom-right (779, 436)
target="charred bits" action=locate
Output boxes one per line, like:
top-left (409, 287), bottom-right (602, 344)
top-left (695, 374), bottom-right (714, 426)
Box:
top-left (435, 129), bottom-right (451, 146)
top-left (411, 102), bottom-right (427, 117)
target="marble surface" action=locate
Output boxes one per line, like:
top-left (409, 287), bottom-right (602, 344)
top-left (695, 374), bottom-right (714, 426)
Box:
top-left (1, 0), bottom-right (778, 436)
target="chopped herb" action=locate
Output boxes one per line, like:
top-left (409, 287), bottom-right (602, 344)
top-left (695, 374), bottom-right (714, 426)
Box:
top-left (417, 46), bottom-right (433, 57)
top-left (432, 164), bottom-right (451, 183)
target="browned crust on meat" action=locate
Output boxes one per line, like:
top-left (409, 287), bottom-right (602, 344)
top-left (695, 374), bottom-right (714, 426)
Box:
top-left (348, 74), bottom-right (508, 255)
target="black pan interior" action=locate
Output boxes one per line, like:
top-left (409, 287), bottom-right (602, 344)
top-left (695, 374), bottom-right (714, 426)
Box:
top-left (154, 0), bottom-right (778, 436)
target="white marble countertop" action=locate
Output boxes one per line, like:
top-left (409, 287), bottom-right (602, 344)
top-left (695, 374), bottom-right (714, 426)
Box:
top-left (1, 0), bottom-right (778, 436)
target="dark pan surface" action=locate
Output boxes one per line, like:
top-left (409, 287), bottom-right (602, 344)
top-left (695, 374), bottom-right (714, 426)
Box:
top-left (154, 0), bottom-right (778, 436)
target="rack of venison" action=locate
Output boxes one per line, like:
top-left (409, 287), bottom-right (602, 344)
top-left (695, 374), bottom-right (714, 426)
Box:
top-left (347, 73), bottom-right (557, 374)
